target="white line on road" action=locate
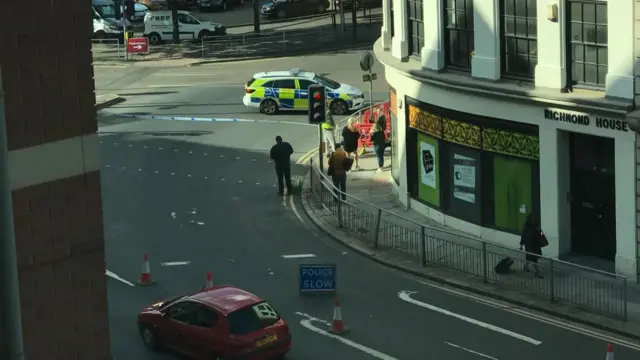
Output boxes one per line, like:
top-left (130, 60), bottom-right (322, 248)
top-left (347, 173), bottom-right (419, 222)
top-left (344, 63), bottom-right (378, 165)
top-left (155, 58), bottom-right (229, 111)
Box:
top-left (444, 342), bottom-right (498, 360)
top-left (410, 279), bottom-right (640, 352)
top-left (298, 317), bottom-right (400, 360)
top-left (281, 254), bottom-right (317, 259)
top-left (146, 84), bottom-right (193, 88)
top-left (105, 270), bottom-right (135, 287)
top-left (398, 291), bottom-right (541, 345)
top-left (160, 261), bottom-right (191, 266)
top-left (295, 312), bottom-right (331, 325)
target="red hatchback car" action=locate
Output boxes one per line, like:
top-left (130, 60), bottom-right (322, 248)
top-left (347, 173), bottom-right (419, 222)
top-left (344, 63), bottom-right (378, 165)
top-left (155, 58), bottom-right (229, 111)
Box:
top-left (137, 285), bottom-right (292, 360)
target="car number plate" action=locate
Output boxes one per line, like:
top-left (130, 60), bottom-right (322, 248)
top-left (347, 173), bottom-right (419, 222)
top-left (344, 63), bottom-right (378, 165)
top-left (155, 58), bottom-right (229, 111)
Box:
top-left (256, 334), bottom-right (277, 347)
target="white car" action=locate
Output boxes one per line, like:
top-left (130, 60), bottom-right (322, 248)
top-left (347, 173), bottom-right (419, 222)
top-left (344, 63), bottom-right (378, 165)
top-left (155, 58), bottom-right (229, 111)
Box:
top-left (143, 10), bottom-right (226, 45)
top-left (243, 68), bottom-right (365, 115)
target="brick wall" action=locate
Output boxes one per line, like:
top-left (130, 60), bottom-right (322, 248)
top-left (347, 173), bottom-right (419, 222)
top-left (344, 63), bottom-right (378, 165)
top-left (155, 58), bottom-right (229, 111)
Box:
top-left (0, 0), bottom-right (110, 358)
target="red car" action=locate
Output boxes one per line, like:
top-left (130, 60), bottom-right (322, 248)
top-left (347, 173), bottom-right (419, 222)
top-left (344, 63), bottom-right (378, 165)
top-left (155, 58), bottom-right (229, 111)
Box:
top-left (137, 285), bottom-right (292, 360)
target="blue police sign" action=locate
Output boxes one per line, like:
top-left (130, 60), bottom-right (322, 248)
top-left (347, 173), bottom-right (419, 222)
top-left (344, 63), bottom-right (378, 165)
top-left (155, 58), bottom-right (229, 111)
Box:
top-left (299, 264), bottom-right (337, 294)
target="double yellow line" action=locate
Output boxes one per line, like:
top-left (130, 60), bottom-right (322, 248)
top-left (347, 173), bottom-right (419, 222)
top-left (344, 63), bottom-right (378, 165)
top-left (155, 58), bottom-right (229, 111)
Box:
top-left (296, 147), bottom-right (319, 165)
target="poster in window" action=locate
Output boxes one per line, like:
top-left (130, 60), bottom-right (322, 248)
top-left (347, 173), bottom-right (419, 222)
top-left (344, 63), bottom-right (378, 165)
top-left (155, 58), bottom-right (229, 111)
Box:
top-left (420, 141), bottom-right (436, 189)
top-left (453, 154), bottom-right (476, 203)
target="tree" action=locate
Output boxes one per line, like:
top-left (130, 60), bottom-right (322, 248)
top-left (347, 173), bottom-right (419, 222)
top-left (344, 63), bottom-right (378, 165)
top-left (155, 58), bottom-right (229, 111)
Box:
top-left (167, 0), bottom-right (180, 43)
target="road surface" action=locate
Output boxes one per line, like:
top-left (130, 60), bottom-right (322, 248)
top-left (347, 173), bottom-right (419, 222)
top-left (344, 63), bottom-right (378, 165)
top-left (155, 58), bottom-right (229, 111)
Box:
top-left (94, 51), bottom-right (390, 126)
top-left (99, 124), bottom-right (640, 360)
top-left (96, 55), bottom-right (640, 360)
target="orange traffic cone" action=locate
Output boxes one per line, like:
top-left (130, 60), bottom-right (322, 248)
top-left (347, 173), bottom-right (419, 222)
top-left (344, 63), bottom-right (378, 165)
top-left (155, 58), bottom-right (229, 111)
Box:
top-left (606, 343), bottom-right (614, 360)
top-left (328, 296), bottom-right (349, 334)
top-left (137, 253), bottom-right (156, 286)
top-left (203, 271), bottom-right (214, 289)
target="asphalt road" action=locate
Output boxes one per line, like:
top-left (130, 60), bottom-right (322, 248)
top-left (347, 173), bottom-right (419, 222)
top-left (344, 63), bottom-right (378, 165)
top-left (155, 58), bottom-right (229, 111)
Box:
top-left (95, 52), bottom-right (390, 125)
top-left (99, 117), bottom-right (640, 359)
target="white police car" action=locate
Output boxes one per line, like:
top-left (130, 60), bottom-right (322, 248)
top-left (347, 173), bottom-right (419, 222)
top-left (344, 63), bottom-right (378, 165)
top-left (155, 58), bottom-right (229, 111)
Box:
top-left (243, 68), bottom-right (365, 115)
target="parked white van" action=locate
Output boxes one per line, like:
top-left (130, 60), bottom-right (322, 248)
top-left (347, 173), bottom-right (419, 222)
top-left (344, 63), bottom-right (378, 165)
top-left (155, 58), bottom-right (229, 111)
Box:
top-left (92, 0), bottom-right (132, 40)
top-left (143, 10), bottom-right (226, 45)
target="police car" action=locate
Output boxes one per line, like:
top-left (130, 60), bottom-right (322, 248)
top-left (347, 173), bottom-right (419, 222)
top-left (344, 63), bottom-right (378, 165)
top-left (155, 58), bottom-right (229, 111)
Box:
top-left (243, 68), bottom-right (365, 115)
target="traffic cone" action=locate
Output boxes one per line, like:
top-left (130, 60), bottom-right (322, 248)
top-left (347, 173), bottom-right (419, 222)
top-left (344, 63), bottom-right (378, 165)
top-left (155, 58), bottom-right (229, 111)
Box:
top-left (203, 271), bottom-right (214, 289)
top-left (606, 343), bottom-right (614, 360)
top-left (328, 296), bottom-right (349, 334)
top-left (137, 253), bottom-right (156, 286)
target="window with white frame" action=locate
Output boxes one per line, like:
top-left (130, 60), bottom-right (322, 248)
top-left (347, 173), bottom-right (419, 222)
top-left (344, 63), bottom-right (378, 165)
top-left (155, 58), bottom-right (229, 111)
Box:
top-left (501, 0), bottom-right (538, 79)
top-left (568, 0), bottom-right (608, 87)
top-left (406, 0), bottom-right (424, 57)
top-left (444, 0), bottom-right (474, 70)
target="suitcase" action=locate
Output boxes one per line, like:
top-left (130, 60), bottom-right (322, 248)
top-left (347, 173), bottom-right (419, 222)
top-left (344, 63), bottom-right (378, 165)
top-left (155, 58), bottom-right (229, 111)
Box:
top-left (494, 257), bottom-right (514, 274)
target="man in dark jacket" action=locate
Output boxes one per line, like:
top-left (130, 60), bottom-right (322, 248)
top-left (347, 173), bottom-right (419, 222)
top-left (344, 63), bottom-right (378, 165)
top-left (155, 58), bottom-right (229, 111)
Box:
top-left (269, 136), bottom-right (294, 196)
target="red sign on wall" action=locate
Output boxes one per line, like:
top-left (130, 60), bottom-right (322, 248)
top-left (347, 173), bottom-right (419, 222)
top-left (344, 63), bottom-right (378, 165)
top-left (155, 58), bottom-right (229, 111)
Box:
top-left (127, 37), bottom-right (149, 54)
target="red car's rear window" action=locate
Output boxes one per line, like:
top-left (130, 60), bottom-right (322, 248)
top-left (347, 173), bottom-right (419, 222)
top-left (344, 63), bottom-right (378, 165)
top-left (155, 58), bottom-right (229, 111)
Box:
top-left (227, 302), bottom-right (280, 335)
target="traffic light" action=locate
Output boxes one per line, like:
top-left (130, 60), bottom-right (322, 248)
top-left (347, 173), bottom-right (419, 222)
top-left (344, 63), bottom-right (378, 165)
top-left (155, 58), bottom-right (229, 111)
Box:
top-left (308, 85), bottom-right (326, 124)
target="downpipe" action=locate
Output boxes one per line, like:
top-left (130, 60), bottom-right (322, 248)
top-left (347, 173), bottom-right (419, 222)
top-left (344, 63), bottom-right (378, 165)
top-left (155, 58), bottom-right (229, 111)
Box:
top-left (0, 68), bottom-right (26, 360)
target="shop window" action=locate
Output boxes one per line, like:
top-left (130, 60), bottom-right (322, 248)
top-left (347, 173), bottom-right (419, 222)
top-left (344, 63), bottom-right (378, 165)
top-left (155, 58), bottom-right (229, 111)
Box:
top-left (492, 155), bottom-right (533, 233)
top-left (568, 0), bottom-right (608, 87)
top-left (501, 0), bottom-right (538, 79)
top-left (417, 133), bottom-right (439, 206)
top-left (445, 145), bottom-right (481, 224)
top-left (444, 0), bottom-right (474, 70)
top-left (406, 0), bottom-right (424, 57)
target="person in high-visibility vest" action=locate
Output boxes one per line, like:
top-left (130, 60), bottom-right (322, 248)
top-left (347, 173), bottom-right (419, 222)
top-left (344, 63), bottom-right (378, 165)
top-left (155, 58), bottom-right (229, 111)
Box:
top-left (322, 109), bottom-right (336, 157)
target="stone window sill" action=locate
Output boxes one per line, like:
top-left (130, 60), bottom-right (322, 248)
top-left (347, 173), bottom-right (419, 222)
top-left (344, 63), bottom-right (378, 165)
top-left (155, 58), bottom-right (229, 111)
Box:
top-left (374, 39), bottom-right (634, 116)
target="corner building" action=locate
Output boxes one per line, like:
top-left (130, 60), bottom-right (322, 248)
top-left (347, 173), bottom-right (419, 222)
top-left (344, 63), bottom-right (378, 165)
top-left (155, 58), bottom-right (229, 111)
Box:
top-left (375, 0), bottom-right (639, 280)
top-left (0, 0), bottom-right (111, 358)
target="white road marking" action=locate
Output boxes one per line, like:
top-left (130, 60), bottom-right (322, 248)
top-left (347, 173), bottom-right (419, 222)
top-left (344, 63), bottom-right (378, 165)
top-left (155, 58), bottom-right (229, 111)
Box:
top-left (295, 312), bottom-right (331, 325)
top-left (146, 84), bottom-right (192, 88)
top-left (298, 317), bottom-right (400, 360)
top-left (444, 342), bottom-right (498, 360)
top-left (170, 212), bottom-right (177, 219)
top-left (105, 270), bottom-right (135, 286)
top-left (197, 222), bottom-right (204, 225)
top-left (154, 73), bottom-right (218, 76)
top-left (289, 195), bottom-right (306, 225)
top-left (161, 261), bottom-right (191, 266)
top-left (410, 279), bottom-right (640, 351)
top-left (398, 291), bottom-right (541, 345)
top-left (281, 254), bottom-right (317, 259)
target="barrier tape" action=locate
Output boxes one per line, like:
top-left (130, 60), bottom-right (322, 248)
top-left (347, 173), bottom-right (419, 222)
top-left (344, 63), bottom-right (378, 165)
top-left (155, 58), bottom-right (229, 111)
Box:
top-left (117, 113), bottom-right (315, 127)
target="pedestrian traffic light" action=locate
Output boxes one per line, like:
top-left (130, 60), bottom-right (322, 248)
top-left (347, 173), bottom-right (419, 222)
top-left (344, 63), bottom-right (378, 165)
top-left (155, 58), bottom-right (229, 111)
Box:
top-left (308, 84), bottom-right (326, 124)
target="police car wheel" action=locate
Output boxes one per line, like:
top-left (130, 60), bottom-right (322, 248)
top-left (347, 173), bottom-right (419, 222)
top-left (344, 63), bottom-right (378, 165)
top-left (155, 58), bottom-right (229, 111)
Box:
top-left (260, 99), bottom-right (278, 115)
top-left (330, 100), bottom-right (348, 115)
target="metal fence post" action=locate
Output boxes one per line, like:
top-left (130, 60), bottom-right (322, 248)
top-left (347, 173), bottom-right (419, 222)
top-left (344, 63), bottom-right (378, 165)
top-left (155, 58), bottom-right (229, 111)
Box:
top-left (373, 209), bottom-right (382, 249)
top-left (201, 38), bottom-right (205, 59)
top-left (420, 226), bottom-right (426, 267)
top-left (549, 260), bottom-right (555, 301)
top-left (482, 242), bottom-right (487, 283)
top-left (309, 158), bottom-right (314, 194)
top-left (282, 32), bottom-right (286, 52)
top-left (337, 198), bottom-right (343, 228)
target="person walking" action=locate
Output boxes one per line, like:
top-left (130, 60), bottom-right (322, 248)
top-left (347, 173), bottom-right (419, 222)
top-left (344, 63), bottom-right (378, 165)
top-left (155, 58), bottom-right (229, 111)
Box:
top-left (370, 122), bottom-right (386, 172)
top-left (322, 108), bottom-right (336, 157)
top-left (520, 212), bottom-right (547, 279)
top-left (269, 135), bottom-right (294, 196)
top-left (328, 144), bottom-right (348, 201)
top-left (341, 118), bottom-right (361, 170)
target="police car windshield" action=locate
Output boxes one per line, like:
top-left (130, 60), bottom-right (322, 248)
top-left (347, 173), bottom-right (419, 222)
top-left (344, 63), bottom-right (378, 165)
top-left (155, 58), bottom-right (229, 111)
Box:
top-left (313, 75), bottom-right (340, 90)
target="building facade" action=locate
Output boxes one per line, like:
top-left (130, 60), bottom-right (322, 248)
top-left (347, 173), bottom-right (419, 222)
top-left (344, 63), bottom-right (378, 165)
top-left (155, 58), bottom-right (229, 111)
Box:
top-left (0, 0), bottom-right (111, 358)
top-left (375, 0), bottom-right (639, 280)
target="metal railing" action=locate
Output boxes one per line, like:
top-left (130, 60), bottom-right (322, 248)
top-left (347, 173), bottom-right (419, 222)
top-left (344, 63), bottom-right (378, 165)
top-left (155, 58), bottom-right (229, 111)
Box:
top-left (334, 100), bottom-right (388, 139)
top-left (306, 160), bottom-right (629, 320)
top-left (200, 25), bottom-right (378, 59)
top-left (91, 39), bottom-right (122, 61)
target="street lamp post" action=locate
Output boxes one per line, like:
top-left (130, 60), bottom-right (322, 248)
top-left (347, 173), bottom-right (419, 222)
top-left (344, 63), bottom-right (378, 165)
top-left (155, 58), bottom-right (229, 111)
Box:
top-left (0, 68), bottom-right (26, 360)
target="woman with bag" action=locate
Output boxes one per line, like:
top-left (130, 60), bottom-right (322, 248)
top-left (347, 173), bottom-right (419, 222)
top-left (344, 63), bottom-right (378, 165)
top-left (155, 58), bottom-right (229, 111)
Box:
top-left (520, 212), bottom-right (548, 279)
top-left (342, 118), bottom-right (361, 170)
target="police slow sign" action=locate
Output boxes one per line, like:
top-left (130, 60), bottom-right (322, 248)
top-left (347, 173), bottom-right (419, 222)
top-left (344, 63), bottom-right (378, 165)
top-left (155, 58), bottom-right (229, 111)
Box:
top-left (299, 264), bottom-right (337, 294)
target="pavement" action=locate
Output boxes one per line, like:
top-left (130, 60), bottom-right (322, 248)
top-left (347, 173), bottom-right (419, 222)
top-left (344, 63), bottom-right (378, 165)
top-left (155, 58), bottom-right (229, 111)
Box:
top-left (94, 52), bottom-right (390, 124)
top-left (99, 117), bottom-right (640, 360)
